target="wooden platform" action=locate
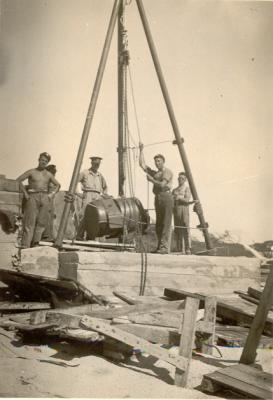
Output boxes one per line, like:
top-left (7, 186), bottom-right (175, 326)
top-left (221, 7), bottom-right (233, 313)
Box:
top-left (58, 251), bottom-right (261, 296)
top-left (202, 363), bottom-right (273, 399)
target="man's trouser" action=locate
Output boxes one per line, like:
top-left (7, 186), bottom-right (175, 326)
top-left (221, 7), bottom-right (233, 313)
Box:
top-left (21, 193), bottom-right (50, 248)
top-left (173, 205), bottom-right (191, 253)
top-left (76, 191), bottom-right (101, 240)
top-left (154, 192), bottom-right (173, 252)
top-left (42, 198), bottom-right (54, 240)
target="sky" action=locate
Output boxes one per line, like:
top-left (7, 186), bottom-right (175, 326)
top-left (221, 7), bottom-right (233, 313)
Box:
top-left (0, 0), bottom-right (272, 243)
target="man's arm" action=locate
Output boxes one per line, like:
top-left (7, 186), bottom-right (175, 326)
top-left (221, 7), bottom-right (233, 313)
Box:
top-left (16, 170), bottom-right (32, 199)
top-left (49, 174), bottom-right (61, 197)
top-left (139, 143), bottom-right (147, 172)
top-left (150, 169), bottom-right (172, 190)
top-left (100, 174), bottom-right (108, 195)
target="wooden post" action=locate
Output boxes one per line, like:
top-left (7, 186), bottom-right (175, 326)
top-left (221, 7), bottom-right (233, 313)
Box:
top-left (201, 296), bottom-right (216, 355)
top-left (135, 0), bottom-right (212, 250)
top-left (240, 263), bottom-right (273, 364)
top-left (175, 297), bottom-right (200, 387)
top-left (54, 0), bottom-right (121, 247)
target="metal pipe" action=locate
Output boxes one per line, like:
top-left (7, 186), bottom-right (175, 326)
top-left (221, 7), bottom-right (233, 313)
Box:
top-left (135, 0), bottom-right (212, 250)
top-left (118, 0), bottom-right (126, 196)
top-left (55, 0), bottom-right (121, 248)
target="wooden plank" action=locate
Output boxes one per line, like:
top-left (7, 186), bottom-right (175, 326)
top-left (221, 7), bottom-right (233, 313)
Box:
top-left (112, 291), bottom-right (140, 305)
top-left (46, 312), bottom-right (82, 328)
top-left (248, 286), bottom-right (273, 307)
top-left (240, 266), bottom-right (273, 364)
top-left (202, 364), bottom-right (272, 399)
top-left (236, 291), bottom-right (273, 311)
top-left (117, 323), bottom-right (180, 345)
top-left (215, 325), bottom-right (273, 348)
top-left (0, 302), bottom-right (51, 311)
top-left (164, 287), bottom-right (273, 336)
top-left (248, 286), bottom-right (262, 300)
top-left (0, 321), bottom-right (58, 332)
top-left (56, 328), bottom-right (104, 342)
top-left (125, 310), bottom-right (182, 328)
top-left (39, 241), bottom-right (112, 252)
top-left (235, 363), bottom-right (273, 390)
top-left (88, 300), bottom-right (184, 319)
top-left (201, 296), bottom-right (216, 355)
top-left (80, 315), bottom-right (187, 370)
top-left (0, 178), bottom-right (19, 192)
top-left (63, 239), bottom-right (134, 250)
top-left (0, 191), bottom-right (21, 206)
top-left (30, 310), bottom-right (47, 325)
top-left (175, 297), bottom-right (199, 387)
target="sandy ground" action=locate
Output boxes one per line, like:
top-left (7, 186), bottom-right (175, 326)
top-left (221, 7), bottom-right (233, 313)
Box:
top-left (0, 328), bottom-right (272, 399)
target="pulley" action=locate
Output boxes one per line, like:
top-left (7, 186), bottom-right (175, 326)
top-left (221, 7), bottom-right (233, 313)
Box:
top-left (84, 197), bottom-right (149, 239)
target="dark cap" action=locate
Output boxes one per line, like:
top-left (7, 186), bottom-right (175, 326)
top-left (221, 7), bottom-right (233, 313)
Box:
top-left (90, 156), bottom-right (102, 161)
top-left (39, 152), bottom-right (51, 162)
top-left (46, 164), bottom-right (57, 174)
top-left (154, 154), bottom-right (165, 162)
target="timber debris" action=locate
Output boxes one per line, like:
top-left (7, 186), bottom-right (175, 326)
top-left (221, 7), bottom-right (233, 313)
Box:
top-left (1, 265), bottom-right (272, 394)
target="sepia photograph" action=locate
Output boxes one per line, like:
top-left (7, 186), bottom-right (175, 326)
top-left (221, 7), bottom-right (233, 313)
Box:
top-left (0, 0), bottom-right (272, 398)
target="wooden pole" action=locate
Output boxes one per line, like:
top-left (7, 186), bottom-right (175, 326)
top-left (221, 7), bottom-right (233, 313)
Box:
top-left (54, 0), bottom-right (121, 248)
top-left (175, 297), bottom-right (200, 387)
top-left (118, 0), bottom-right (126, 196)
top-left (135, 0), bottom-right (212, 250)
top-left (240, 263), bottom-right (273, 364)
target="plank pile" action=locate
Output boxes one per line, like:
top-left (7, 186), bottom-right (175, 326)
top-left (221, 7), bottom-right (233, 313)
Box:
top-left (0, 267), bottom-right (272, 391)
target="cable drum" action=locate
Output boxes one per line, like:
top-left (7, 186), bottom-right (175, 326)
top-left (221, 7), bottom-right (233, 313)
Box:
top-left (84, 197), bottom-right (149, 239)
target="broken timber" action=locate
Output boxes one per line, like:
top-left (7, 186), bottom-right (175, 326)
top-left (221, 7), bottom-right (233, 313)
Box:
top-left (81, 315), bottom-right (187, 371)
top-left (0, 301), bottom-right (51, 312)
top-left (164, 287), bottom-right (273, 336)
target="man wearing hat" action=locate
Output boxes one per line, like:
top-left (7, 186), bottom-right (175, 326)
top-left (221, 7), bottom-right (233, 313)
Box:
top-left (42, 164), bottom-right (58, 241)
top-left (139, 143), bottom-right (173, 254)
top-left (76, 156), bottom-right (108, 240)
top-left (17, 153), bottom-right (60, 248)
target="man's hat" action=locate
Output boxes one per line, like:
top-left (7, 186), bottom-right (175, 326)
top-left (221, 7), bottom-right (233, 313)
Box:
top-left (39, 152), bottom-right (51, 162)
top-left (90, 156), bottom-right (102, 161)
top-left (154, 154), bottom-right (165, 162)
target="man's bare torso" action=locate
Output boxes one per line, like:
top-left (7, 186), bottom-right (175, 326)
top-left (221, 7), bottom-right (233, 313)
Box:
top-left (26, 168), bottom-right (53, 191)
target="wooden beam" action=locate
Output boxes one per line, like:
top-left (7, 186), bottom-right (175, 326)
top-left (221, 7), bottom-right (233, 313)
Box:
top-left (0, 302), bottom-right (51, 311)
top-left (175, 297), bottom-right (199, 387)
top-left (80, 315), bottom-right (187, 370)
top-left (240, 266), bottom-right (273, 364)
top-left (201, 296), bottom-right (216, 355)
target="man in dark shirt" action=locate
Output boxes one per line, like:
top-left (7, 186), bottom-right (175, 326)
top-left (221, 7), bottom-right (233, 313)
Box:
top-left (139, 143), bottom-right (173, 254)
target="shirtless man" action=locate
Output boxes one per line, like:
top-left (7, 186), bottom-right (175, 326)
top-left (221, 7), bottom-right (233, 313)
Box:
top-left (17, 153), bottom-right (60, 248)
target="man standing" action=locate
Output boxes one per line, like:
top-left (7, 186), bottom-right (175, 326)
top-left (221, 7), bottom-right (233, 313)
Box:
top-left (172, 172), bottom-right (196, 254)
top-left (17, 153), bottom-right (60, 248)
top-left (76, 156), bottom-right (108, 240)
top-left (139, 143), bottom-right (173, 254)
top-left (42, 164), bottom-right (58, 241)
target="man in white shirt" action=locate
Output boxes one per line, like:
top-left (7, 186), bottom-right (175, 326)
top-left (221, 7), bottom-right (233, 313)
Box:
top-left (76, 156), bottom-right (108, 240)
